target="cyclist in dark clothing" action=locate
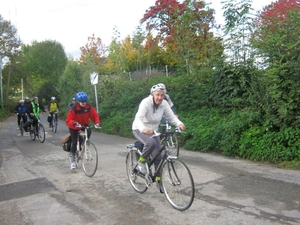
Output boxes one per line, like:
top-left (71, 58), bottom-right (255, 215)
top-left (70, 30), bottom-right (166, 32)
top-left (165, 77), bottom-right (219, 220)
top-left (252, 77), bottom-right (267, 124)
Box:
top-left (24, 96), bottom-right (31, 109)
top-left (26, 96), bottom-right (46, 133)
top-left (14, 99), bottom-right (27, 128)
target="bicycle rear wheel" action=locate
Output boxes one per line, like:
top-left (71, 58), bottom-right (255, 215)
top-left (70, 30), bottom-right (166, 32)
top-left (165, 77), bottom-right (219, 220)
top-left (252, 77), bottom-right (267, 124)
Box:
top-left (126, 150), bottom-right (148, 193)
top-left (82, 141), bottom-right (98, 177)
top-left (38, 123), bottom-right (45, 143)
top-left (166, 133), bottom-right (179, 156)
top-left (161, 158), bottom-right (195, 211)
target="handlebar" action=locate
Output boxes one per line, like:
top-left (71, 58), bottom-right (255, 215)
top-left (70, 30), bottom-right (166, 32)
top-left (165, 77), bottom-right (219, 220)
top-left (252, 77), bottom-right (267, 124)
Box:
top-left (75, 124), bottom-right (101, 129)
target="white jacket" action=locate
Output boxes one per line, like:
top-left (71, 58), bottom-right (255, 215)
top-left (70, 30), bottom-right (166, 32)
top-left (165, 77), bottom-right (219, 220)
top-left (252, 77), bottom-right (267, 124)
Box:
top-left (132, 95), bottom-right (183, 132)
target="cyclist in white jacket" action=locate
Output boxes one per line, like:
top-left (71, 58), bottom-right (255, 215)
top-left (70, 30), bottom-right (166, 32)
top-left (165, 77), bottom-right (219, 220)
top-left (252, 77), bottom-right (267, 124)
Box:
top-left (132, 84), bottom-right (185, 176)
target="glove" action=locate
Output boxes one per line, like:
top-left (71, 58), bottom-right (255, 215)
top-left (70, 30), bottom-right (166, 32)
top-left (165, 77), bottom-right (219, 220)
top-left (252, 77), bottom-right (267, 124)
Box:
top-left (73, 122), bottom-right (79, 127)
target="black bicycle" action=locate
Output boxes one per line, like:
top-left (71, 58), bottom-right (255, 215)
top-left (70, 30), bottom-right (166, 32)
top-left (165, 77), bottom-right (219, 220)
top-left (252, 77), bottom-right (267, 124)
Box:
top-left (49, 111), bottom-right (58, 133)
top-left (16, 113), bottom-right (27, 136)
top-left (29, 116), bottom-right (46, 143)
top-left (126, 128), bottom-right (195, 211)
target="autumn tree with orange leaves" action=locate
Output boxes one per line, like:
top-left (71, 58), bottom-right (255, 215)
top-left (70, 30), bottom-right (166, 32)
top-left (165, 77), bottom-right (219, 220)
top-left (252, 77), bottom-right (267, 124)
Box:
top-left (141, 0), bottom-right (222, 76)
top-left (79, 33), bottom-right (107, 74)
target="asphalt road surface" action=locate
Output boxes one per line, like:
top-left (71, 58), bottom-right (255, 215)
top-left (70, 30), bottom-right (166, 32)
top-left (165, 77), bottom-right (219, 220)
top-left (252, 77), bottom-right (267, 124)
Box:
top-left (0, 115), bottom-right (300, 225)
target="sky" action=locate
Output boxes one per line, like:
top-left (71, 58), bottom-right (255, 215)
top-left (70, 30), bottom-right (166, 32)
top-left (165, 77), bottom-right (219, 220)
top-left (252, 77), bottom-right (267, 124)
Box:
top-left (0, 0), bottom-right (274, 58)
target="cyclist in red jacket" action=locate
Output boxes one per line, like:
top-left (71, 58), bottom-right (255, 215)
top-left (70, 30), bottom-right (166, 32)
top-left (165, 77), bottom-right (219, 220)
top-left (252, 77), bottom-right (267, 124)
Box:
top-left (66, 91), bottom-right (101, 170)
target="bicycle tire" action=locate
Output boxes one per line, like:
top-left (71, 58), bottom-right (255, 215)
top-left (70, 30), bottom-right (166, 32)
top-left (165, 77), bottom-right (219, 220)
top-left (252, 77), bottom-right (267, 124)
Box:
top-left (38, 123), bottom-right (46, 143)
top-left (52, 116), bottom-right (57, 133)
top-left (126, 150), bottom-right (148, 193)
top-left (82, 142), bottom-right (98, 177)
top-left (30, 128), bottom-right (36, 141)
top-left (19, 118), bottom-right (24, 136)
top-left (165, 132), bottom-right (179, 156)
top-left (161, 158), bottom-right (195, 211)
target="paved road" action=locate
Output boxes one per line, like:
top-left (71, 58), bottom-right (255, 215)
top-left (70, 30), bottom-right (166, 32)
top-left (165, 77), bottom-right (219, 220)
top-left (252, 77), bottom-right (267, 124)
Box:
top-left (0, 115), bottom-right (299, 225)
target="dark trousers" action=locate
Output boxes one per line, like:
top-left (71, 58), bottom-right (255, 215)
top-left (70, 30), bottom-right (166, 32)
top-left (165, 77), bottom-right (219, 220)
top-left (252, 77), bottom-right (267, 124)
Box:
top-left (17, 114), bottom-right (27, 126)
top-left (69, 128), bottom-right (91, 154)
top-left (29, 115), bottom-right (38, 133)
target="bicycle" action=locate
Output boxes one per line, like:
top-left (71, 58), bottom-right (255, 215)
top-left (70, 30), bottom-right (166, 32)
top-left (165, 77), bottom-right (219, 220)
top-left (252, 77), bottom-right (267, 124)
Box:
top-left (49, 111), bottom-right (58, 133)
top-left (126, 128), bottom-right (195, 211)
top-left (28, 116), bottom-right (46, 143)
top-left (16, 113), bottom-right (27, 136)
top-left (159, 120), bottom-right (179, 156)
top-left (68, 124), bottom-right (100, 177)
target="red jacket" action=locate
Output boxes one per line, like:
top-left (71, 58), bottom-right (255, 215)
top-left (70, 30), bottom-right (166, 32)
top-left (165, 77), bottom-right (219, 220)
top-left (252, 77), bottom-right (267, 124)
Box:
top-left (66, 103), bottom-right (100, 130)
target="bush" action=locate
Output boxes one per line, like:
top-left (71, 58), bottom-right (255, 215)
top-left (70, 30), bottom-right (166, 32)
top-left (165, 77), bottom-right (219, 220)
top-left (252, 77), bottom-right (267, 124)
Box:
top-left (239, 126), bottom-right (300, 163)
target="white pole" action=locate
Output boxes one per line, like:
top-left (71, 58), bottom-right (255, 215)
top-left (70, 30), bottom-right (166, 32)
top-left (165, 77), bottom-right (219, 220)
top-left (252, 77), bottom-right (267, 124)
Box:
top-left (166, 65), bottom-right (168, 77)
top-left (94, 84), bottom-right (99, 113)
top-left (21, 78), bottom-right (23, 99)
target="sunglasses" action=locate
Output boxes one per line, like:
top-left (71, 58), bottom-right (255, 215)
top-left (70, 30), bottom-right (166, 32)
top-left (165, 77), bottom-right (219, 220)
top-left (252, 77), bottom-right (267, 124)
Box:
top-left (79, 101), bottom-right (87, 103)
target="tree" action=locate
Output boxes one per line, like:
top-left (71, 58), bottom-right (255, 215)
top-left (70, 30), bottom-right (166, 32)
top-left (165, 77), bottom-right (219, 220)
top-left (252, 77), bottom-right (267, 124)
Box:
top-left (23, 40), bottom-right (67, 101)
top-left (141, 0), bottom-right (221, 75)
top-left (79, 34), bottom-right (107, 75)
top-left (0, 15), bottom-right (22, 107)
top-left (251, 0), bottom-right (300, 128)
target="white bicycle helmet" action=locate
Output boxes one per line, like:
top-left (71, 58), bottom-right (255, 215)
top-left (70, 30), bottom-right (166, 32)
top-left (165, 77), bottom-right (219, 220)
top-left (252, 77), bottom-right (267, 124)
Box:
top-left (51, 96), bottom-right (55, 100)
top-left (150, 84), bottom-right (166, 94)
top-left (19, 99), bottom-right (25, 103)
top-left (157, 83), bottom-right (167, 92)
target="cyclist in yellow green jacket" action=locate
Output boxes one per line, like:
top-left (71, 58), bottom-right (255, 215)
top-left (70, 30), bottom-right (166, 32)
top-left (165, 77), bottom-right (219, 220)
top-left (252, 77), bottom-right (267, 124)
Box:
top-left (47, 96), bottom-right (59, 128)
top-left (26, 96), bottom-right (46, 133)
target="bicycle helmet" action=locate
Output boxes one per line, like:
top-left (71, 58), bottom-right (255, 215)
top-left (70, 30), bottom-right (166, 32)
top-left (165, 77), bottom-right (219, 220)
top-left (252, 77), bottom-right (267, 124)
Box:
top-left (33, 96), bottom-right (38, 100)
top-left (51, 96), bottom-right (55, 100)
top-left (25, 96), bottom-right (29, 100)
top-left (75, 92), bottom-right (88, 102)
top-left (19, 99), bottom-right (25, 103)
top-left (150, 84), bottom-right (166, 94)
top-left (72, 98), bottom-right (76, 101)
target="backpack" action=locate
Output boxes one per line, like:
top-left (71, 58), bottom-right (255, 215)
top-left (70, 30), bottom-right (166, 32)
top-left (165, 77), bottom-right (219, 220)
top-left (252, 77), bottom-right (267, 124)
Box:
top-left (61, 134), bottom-right (72, 152)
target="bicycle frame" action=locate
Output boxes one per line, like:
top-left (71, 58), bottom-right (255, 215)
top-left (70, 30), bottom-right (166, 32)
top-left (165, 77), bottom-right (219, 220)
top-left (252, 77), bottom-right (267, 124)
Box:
top-left (136, 129), bottom-right (180, 180)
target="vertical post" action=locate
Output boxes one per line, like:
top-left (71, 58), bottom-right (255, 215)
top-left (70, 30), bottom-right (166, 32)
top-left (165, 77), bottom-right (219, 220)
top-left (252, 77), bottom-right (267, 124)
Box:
top-left (21, 78), bottom-right (23, 99)
top-left (94, 84), bottom-right (99, 114)
top-left (0, 57), bottom-right (3, 108)
top-left (166, 65), bottom-right (168, 77)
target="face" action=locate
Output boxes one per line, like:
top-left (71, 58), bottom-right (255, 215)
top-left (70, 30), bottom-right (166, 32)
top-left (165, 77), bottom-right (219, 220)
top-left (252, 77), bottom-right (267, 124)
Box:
top-left (152, 90), bottom-right (165, 105)
top-left (34, 98), bottom-right (38, 103)
top-left (79, 101), bottom-right (87, 107)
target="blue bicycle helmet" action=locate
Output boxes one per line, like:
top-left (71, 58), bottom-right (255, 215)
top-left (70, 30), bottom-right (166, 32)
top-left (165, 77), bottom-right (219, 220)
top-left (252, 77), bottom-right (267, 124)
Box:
top-left (75, 92), bottom-right (88, 102)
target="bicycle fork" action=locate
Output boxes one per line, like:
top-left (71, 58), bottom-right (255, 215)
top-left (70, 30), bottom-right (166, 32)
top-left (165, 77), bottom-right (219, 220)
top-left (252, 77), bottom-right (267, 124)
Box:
top-left (165, 158), bottom-right (181, 186)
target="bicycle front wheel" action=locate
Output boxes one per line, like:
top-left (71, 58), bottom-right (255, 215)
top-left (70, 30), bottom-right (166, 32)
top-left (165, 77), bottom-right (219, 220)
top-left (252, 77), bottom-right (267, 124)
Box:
top-left (38, 123), bottom-right (45, 143)
top-left (52, 117), bottom-right (57, 133)
top-left (126, 150), bottom-right (148, 193)
top-left (166, 133), bottom-right (179, 156)
top-left (82, 141), bottom-right (98, 177)
top-left (19, 119), bottom-right (24, 136)
top-left (161, 158), bottom-right (195, 211)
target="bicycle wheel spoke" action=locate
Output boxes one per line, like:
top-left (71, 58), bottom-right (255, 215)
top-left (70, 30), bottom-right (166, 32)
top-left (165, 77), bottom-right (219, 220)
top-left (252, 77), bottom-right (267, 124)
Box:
top-left (82, 142), bottom-right (98, 177)
top-left (38, 124), bottom-right (45, 143)
top-left (126, 150), bottom-right (148, 193)
top-left (161, 159), bottom-right (194, 211)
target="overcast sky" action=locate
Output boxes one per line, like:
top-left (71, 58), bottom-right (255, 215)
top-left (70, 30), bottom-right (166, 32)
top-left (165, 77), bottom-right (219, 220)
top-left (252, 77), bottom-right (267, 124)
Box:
top-left (0, 0), bottom-right (273, 58)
